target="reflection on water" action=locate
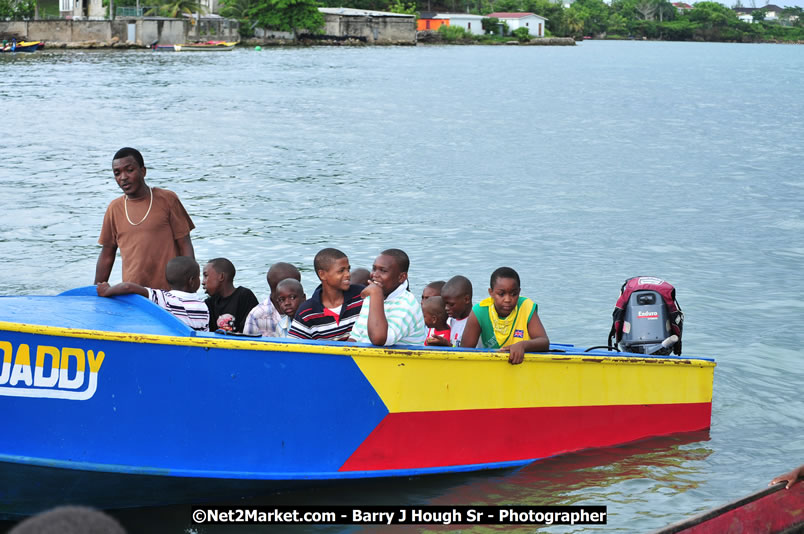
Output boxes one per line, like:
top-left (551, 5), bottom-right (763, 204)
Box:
top-left (2, 42), bottom-right (804, 532)
top-left (93, 432), bottom-right (712, 534)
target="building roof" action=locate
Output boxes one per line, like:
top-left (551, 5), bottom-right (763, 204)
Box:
top-left (671, 2), bottom-right (692, 9)
top-left (318, 7), bottom-right (414, 18)
top-left (486, 12), bottom-right (545, 20)
top-left (434, 13), bottom-right (486, 19)
top-left (734, 4), bottom-right (783, 11)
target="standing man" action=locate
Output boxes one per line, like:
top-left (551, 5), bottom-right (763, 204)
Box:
top-left (95, 147), bottom-right (195, 291)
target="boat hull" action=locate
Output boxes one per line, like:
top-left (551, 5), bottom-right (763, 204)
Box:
top-left (655, 482), bottom-right (804, 534)
top-left (0, 290), bottom-right (715, 515)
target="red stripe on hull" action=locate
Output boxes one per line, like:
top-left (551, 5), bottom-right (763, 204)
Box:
top-left (339, 403), bottom-right (711, 472)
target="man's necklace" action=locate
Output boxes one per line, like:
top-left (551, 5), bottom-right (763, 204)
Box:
top-left (124, 186), bottom-right (153, 226)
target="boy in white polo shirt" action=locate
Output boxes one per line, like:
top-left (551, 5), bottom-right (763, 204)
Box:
top-left (349, 249), bottom-right (426, 346)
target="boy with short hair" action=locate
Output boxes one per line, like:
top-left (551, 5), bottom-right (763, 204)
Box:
top-left (421, 280), bottom-right (445, 303)
top-left (461, 267), bottom-right (549, 365)
top-left (350, 249), bottom-right (426, 346)
top-left (203, 257), bottom-right (258, 333)
top-left (290, 248), bottom-right (364, 341)
top-left (422, 296), bottom-right (450, 346)
top-left (440, 275), bottom-right (474, 347)
top-left (96, 256), bottom-right (209, 331)
top-left (243, 262), bottom-right (302, 337)
top-left (274, 278), bottom-right (306, 337)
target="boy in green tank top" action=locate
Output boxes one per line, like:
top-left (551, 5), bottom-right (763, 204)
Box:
top-left (460, 267), bottom-right (549, 364)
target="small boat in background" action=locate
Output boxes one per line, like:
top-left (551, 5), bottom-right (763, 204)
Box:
top-left (0, 40), bottom-right (43, 53)
top-left (152, 40), bottom-right (237, 52)
top-left (654, 479), bottom-right (804, 533)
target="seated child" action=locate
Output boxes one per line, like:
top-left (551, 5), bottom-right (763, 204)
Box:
top-left (96, 256), bottom-right (209, 331)
top-left (203, 257), bottom-right (259, 333)
top-left (350, 267), bottom-right (370, 287)
top-left (290, 248), bottom-right (364, 341)
top-left (422, 296), bottom-right (451, 346)
top-left (350, 248), bottom-right (427, 346)
top-left (421, 280), bottom-right (445, 303)
top-left (274, 278), bottom-right (305, 337)
top-left (440, 275), bottom-right (475, 347)
top-left (243, 262), bottom-right (301, 337)
top-left (460, 267), bottom-right (549, 364)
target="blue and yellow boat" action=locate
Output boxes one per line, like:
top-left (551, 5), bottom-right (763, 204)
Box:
top-left (0, 287), bottom-right (715, 516)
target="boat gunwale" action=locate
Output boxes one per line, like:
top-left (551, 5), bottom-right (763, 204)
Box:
top-left (0, 320), bottom-right (715, 366)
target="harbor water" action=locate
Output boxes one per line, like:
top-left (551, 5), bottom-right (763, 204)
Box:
top-left (1, 40), bottom-right (803, 532)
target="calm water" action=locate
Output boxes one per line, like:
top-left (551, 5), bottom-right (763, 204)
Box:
top-left (1, 41), bottom-right (803, 532)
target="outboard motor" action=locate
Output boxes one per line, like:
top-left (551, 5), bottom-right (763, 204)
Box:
top-left (619, 290), bottom-right (675, 355)
top-left (608, 276), bottom-right (684, 356)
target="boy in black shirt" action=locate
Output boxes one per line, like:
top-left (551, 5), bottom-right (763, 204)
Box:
top-left (202, 257), bottom-right (258, 333)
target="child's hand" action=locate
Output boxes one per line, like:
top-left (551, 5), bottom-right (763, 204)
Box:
top-left (360, 281), bottom-right (383, 300)
top-left (96, 282), bottom-right (111, 297)
top-left (770, 465), bottom-right (804, 489)
top-left (501, 341), bottom-right (526, 365)
top-left (427, 335), bottom-right (451, 347)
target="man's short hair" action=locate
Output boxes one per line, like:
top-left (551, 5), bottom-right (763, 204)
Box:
top-left (314, 248), bottom-right (347, 274)
top-left (267, 262), bottom-right (301, 291)
top-left (208, 258), bottom-right (236, 281)
top-left (442, 275), bottom-right (473, 299)
top-left (165, 256), bottom-right (199, 287)
top-left (113, 147), bottom-right (144, 168)
top-left (490, 267), bottom-right (520, 289)
top-left (380, 248), bottom-right (410, 273)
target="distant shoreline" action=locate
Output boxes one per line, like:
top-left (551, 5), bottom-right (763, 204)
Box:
top-left (6, 36), bottom-right (802, 50)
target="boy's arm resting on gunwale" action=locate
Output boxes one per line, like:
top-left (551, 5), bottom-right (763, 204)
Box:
top-left (94, 244), bottom-right (117, 284)
top-left (96, 281), bottom-right (149, 298)
top-left (502, 311), bottom-right (549, 365)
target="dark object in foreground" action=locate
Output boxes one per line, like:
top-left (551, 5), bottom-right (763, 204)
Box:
top-left (654, 478), bottom-right (804, 534)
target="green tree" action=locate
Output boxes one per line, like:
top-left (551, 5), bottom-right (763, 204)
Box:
top-left (751, 7), bottom-right (766, 22)
top-left (246, 0), bottom-right (324, 34)
top-left (522, 0), bottom-right (566, 35)
top-left (569, 0), bottom-right (609, 36)
top-left (608, 12), bottom-right (627, 34)
top-left (512, 26), bottom-right (530, 40)
top-left (147, 0), bottom-right (206, 17)
top-left (687, 1), bottom-right (737, 28)
top-left (388, 0), bottom-right (415, 14)
top-left (564, 7), bottom-right (584, 36)
top-left (481, 16), bottom-right (501, 34)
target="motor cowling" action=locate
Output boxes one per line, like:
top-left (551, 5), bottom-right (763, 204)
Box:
top-left (619, 290), bottom-right (676, 355)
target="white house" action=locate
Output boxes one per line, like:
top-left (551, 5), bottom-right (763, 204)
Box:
top-left (486, 12), bottom-right (547, 37)
top-left (434, 13), bottom-right (486, 35)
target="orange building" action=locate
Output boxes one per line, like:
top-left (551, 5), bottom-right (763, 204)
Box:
top-left (417, 13), bottom-right (449, 31)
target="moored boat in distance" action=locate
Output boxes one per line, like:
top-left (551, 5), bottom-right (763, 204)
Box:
top-left (0, 286), bottom-right (715, 517)
top-left (0, 40), bottom-right (43, 53)
top-left (152, 40), bottom-right (237, 51)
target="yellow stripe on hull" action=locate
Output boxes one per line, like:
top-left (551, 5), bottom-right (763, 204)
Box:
top-left (352, 352), bottom-right (714, 413)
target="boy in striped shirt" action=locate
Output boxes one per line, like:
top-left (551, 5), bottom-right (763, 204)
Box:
top-left (95, 256), bottom-right (209, 331)
top-left (289, 248), bottom-right (363, 341)
top-left (349, 249), bottom-right (426, 346)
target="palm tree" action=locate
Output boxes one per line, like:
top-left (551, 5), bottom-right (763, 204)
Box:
top-left (146, 0), bottom-right (206, 17)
